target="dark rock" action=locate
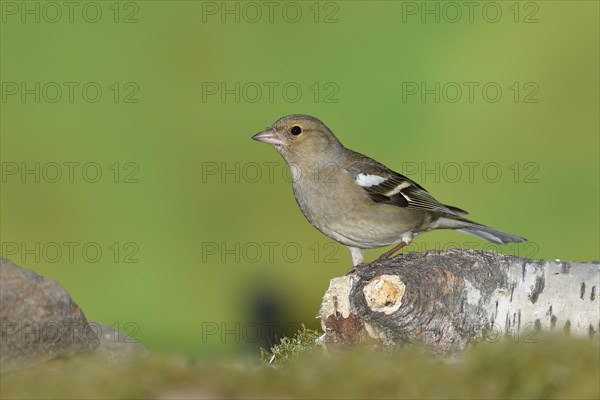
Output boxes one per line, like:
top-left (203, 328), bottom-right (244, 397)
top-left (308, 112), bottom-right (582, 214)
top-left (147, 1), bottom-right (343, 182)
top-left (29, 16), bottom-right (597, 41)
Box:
top-left (0, 258), bottom-right (99, 373)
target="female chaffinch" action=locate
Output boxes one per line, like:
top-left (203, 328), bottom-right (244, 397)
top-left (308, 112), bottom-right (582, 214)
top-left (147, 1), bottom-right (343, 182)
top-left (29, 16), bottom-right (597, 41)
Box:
top-left (252, 114), bottom-right (526, 266)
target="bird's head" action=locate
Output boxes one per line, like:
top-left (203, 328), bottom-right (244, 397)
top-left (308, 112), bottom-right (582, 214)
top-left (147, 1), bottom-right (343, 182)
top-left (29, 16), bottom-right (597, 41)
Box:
top-left (252, 114), bottom-right (343, 165)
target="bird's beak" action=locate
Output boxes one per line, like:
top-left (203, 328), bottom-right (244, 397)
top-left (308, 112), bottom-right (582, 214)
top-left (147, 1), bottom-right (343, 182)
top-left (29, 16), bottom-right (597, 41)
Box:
top-left (251, 128), bottom-right (283, 145)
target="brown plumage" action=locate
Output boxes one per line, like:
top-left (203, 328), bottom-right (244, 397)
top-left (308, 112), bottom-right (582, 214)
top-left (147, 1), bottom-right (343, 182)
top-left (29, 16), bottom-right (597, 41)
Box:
top-left (252, 114), bottom-right (526, 266)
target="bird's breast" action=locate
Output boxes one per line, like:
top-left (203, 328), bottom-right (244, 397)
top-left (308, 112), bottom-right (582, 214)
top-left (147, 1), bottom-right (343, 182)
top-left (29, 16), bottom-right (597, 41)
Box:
top-left (290, 167), bottom-right (426, 248)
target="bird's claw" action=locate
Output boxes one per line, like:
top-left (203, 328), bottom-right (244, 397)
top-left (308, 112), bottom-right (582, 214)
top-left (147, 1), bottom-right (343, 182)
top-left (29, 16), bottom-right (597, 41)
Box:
top-left (346, 262), bottom-right (369, 275)
top-left (374, 242), bottom-right (408, 264)
top-left (373, 254), bottom-right (390, 264)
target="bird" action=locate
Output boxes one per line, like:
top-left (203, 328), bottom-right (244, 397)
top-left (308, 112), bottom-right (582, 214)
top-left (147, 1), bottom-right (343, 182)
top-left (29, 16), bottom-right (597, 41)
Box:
top-left (251, 114), bottom-right (526, 267)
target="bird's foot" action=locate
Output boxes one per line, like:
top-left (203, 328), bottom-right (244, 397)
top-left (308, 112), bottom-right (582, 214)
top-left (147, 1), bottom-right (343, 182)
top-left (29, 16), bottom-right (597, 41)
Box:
top-left (346, 262), bottom-right (370, 275)
top-left (374, 241), bottom-right (409, 264)
top-left (373, 253), bottom-right (392, 264)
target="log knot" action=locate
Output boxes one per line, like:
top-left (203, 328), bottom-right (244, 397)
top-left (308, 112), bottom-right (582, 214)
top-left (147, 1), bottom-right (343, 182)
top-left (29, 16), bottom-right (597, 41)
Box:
top-left (363, 275), bottom-right (405, 315)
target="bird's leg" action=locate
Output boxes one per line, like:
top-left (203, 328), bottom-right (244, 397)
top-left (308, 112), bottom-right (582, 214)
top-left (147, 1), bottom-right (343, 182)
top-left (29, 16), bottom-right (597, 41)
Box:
top-left (374, 241), bottom-right (408, 263)
top-left (346, 247), bottom-right (367, 275)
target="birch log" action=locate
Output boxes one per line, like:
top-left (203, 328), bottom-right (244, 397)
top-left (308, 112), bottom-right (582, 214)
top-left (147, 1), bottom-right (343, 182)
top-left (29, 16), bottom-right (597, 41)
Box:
top-left (319, 249), bottom-right (599, 353)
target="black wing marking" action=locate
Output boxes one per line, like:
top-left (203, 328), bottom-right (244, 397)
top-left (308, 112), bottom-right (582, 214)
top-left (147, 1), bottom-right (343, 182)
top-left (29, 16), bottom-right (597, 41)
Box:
top-left (345, 155), bottom-right (467, 216)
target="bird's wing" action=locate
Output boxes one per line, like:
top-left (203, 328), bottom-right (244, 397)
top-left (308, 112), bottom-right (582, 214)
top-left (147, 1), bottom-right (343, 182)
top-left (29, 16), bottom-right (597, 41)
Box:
top-left (345, 154), bottom-right (467, 216)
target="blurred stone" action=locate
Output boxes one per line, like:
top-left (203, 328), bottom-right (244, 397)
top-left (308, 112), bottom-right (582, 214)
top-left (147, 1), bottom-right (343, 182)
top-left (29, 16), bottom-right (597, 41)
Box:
top-left (0, 257), bottom-right (99, 372)
top-left (91, 322), bottom-right (149, 362)
top-left (0, 258), bottom-right (148, 373)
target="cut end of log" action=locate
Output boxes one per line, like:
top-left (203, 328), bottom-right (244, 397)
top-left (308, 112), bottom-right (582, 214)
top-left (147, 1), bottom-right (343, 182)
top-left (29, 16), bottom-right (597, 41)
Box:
top-left (363, 275), bottom-right (405, 315)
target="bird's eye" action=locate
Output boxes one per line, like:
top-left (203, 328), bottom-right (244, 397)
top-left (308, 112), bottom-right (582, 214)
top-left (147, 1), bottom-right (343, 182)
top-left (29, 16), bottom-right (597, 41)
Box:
top-left (291, 126), bottom-right (302, 135)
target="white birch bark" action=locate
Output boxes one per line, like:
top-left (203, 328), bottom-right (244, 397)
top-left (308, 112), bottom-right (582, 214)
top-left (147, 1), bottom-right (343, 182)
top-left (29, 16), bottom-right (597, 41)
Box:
top-left (319, 250), bottom-right (599, 352)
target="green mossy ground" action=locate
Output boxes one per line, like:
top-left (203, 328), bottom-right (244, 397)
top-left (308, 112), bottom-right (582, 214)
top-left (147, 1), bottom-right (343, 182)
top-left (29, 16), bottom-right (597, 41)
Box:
top-left (259, 325), bottom-right (320, 364)
top-left (2, 332), bottom-right (598, 399)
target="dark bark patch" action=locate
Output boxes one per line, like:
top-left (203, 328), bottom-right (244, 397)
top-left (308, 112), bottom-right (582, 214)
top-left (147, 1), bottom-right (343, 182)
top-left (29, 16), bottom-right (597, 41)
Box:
top-left (546, 305), bottom-right (554, 328)
top-left (528, 275), bottom-right (545, 304)
top-left (561, 262), bottom-right (571, 274)
top-left (590, 286), bottom-right (596, 301)
top-left (534, 319), bottom-right (541, 331)
top-left (509, 283), bottom-right (516, 302)
top-left (580, 282), bottom-right (586, 300)
top-left (589, 324), bottom-right (597, 340)
top-left (324, 312), bottom-right (365, 345)
top-left (564, 320), bottom-right (571, 336)
top-left (521, 263), bottom-right (526, 281)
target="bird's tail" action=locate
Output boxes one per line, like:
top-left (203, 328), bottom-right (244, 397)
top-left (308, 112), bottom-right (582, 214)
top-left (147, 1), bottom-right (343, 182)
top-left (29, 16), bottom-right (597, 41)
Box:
top-left (436, 216), bottom-right (526, 244)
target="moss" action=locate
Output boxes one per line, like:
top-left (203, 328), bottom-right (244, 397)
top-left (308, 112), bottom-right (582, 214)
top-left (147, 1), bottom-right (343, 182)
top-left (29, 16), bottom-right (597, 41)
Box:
top-left (259, 325), bottom-right (320, 364)
top-left (1, 333), bottom-right (598, 399)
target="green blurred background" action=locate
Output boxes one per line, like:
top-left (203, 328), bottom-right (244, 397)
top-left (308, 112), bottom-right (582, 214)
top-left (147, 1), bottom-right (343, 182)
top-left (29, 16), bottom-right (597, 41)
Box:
top-left (1, 1), bottom-right (598, 358)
